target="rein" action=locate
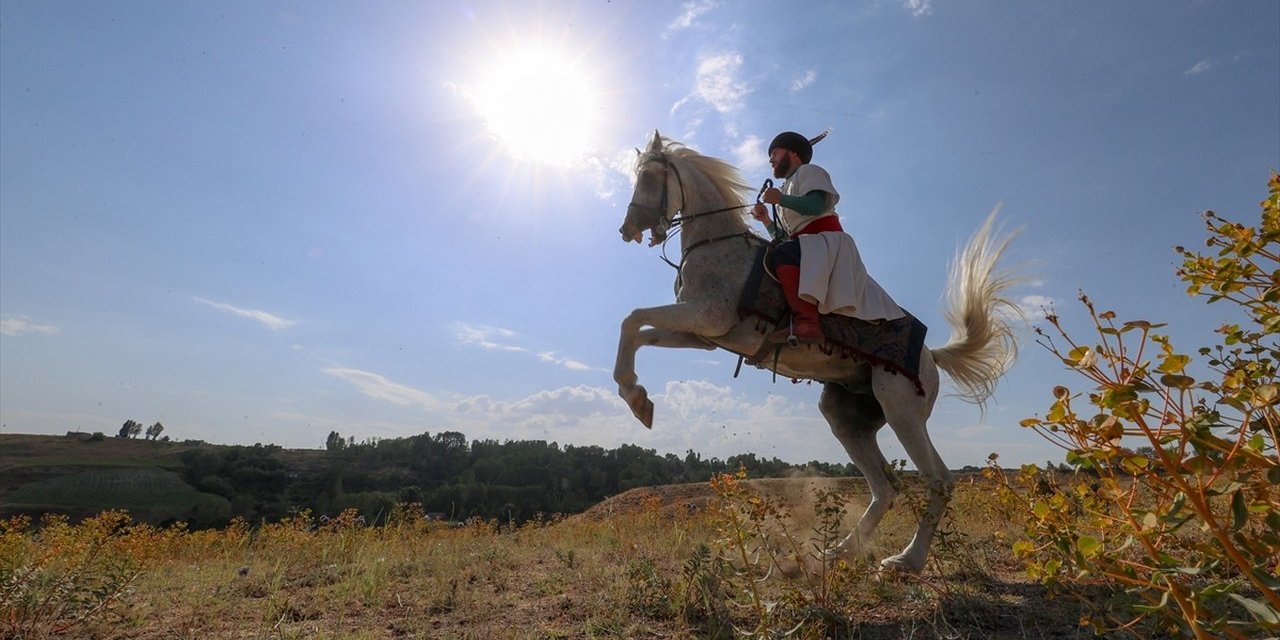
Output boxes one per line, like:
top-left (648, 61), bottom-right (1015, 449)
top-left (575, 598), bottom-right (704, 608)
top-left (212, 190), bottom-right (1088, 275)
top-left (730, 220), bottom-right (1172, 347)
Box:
top-left (658, 228), bottom-right (762, 272)
top-left (635, 155), bottom-right (765, 272)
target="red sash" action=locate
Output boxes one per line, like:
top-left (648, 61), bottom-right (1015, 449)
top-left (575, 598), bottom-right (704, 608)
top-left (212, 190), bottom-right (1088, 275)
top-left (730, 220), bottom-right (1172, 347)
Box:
top-left (791, 215), bottom-right (843, 237)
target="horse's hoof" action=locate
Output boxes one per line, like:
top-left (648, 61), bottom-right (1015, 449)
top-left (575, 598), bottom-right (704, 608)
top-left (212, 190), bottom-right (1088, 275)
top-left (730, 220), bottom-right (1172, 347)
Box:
top-left (879, 554), bottom-right (923, 574)
top-left (627, 387), bottom-right (654, 429)
top-left (637, 399), bottom-right (654, 429)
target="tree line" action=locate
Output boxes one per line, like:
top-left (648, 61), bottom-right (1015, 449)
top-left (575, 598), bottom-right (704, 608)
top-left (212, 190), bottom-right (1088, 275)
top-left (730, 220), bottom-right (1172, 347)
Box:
top-left (116, 419), bottom-right (166, 441)
top-left (174, 430), bottom-right (862, 528)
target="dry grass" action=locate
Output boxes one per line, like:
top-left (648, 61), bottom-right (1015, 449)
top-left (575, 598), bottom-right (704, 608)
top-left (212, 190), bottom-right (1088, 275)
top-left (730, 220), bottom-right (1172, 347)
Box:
top-left (2, 477), bottom-right (1103, 640)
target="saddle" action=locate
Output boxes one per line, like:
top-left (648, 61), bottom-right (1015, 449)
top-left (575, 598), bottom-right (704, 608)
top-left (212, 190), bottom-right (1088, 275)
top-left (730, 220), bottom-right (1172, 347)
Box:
top-left (737, 247), bottom-right (928, 394)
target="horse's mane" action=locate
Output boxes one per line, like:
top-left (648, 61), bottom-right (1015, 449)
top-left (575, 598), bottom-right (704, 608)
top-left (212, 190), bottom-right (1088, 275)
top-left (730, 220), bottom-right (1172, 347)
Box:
top-left (639, 137), bottom-right (753, 211)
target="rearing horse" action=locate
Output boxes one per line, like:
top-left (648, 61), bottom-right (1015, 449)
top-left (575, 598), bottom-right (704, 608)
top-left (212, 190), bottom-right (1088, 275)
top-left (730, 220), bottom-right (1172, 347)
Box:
top-left (614, 132), bottom-right (1022, 573)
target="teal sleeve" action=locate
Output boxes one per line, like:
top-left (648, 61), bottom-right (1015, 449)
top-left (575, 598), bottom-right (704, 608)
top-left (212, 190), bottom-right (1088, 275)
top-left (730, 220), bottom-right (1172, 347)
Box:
top-left (778, 190), bottom-right (827, 216)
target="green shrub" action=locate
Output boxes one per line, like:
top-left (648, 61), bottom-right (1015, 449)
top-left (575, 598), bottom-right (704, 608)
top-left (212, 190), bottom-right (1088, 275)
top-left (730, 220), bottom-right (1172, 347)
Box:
top-left (990, 172), bottom-right (1280, 639)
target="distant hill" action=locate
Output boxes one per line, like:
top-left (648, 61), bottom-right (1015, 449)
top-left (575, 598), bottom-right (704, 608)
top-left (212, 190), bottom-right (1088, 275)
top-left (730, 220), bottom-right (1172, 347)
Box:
top-left (1, 433), bottom-right (234, 523)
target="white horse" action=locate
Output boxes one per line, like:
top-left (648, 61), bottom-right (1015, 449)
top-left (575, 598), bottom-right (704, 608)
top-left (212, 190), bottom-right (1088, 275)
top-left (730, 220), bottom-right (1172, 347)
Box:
top-left (613, 132), bottom-right (1022, 573)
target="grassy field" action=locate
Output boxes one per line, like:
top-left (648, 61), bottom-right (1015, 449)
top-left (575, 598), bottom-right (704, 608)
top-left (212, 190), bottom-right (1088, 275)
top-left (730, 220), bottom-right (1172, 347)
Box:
top-left (1, 475), bottom-right (1107, 640)
top-left (0, 433), bottom-right (195, 470)
top-left (4, 467), bottom-right (230, 524)
top-left (0, 434), bottom-right (219, 524)
top-left (0, 434), bottom-right (329, 524)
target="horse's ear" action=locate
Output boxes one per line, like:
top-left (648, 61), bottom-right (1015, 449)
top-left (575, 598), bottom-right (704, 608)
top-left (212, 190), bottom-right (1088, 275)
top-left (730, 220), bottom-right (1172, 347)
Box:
top-left (649, 130), bottom-right (662, 152)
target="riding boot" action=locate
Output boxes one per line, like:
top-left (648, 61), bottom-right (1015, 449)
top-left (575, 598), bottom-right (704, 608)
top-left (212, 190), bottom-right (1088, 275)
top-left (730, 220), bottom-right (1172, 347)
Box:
top-left (769, 264), bottom-right (825, 345)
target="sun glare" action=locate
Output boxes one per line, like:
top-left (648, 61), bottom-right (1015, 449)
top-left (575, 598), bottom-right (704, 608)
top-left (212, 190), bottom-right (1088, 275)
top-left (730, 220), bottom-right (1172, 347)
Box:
top-left (474, 48), bottom-right (600, 166)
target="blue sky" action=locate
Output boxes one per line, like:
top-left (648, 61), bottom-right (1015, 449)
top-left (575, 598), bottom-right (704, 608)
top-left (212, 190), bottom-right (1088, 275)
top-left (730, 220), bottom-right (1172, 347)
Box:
top-left (2, 1), bottom-right (1276, 467)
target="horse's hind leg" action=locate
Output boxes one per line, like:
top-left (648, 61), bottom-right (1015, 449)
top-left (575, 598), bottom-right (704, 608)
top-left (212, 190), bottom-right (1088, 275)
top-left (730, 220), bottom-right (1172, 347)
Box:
top-left (874, 373), bottom-right (952, 574)
top-left (818, 383), bottom-right (895, 559)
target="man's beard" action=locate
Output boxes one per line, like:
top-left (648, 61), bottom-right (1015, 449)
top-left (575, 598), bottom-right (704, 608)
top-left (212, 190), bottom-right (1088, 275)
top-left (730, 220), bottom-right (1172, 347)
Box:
top-left (772, 155), bottom-right (793, 178)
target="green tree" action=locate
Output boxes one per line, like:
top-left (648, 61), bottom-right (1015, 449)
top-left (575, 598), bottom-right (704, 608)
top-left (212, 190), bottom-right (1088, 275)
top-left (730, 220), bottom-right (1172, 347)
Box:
top-left (145, 421), bottom-right (164, 440)
top-left (117, 420), bottom-right (142, 439)
top-left (325, 430), bottom-right (345, 452)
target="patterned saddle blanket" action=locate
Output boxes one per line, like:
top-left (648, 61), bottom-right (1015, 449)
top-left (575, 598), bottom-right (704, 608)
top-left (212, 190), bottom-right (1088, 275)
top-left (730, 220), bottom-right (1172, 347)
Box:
top-left (737, 247), bottom-right (928, 393)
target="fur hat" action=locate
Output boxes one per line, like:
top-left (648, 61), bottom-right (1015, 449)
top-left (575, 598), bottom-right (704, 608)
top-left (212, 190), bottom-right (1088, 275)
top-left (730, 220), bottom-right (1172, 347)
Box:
top-left (768, 131), bottom-right (813, 164)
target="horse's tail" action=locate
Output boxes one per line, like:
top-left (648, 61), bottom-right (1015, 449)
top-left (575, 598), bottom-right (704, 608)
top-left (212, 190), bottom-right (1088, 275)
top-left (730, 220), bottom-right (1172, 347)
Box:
top-left (930, 208), bottom-right (1024, 411)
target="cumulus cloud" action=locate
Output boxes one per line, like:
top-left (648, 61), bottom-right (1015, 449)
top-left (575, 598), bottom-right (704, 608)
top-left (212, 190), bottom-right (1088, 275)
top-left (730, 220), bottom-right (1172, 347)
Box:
top-left (903, 0), bottom-right (932, 17)
top-left (730, 135), bottom-right (768, 173)
top-left (192, 296), bottom-right (295, 331)
top-left (687, 52), bottom-right (750, 114)
top-left (665, 0), bottom-right (719, 36)
top-left (0, 316), bottom-right (59, 336)
top-left (323, 367), bottom-right (447, 411)
top-left (323, 372), bottom-right (782, 447)
top-left (451, 384), bottom-right (627, 435)
top-left (308, 371), bottom-right (916, 463)
top-left (502, 384), bottom-right (622, 416)
top-left (790, 69), bottom-right (817, 92)
top-left (658, 379), bottom-right (748, 418)
top-left (1184, 59), bottom-right (1214, 76)
top-left (452, 380), bottom-right (831, 461)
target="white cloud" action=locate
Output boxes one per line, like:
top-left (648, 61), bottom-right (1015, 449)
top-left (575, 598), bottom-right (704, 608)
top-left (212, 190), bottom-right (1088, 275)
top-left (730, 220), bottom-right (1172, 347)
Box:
top-left (659, 379), bottom-right (750, 419)
top-left (903, 0), bottom-right (932, 18)
top-left (790, 69), bottom-right (817, 92)
top-left (0, 316), bottom-right (59, 336)
top-left (538, 351), bottom-right (597, 371)
top-left (454, 322), bottom-right (599, 372)
top-left (1018, 294), bottom-right (1055, 321)
top-left (323, 367), bottom-right (446, 411)
top-left (583, 147), bottom-right (641, 199)
top-left (454, 322), bottom-right (526, 352)
top-left (451, 385), bottom-right (626, 436)
top-left (665, 0), bottom-right (719, 36)
top-left (445, 380), bottom-right (838, 461)
top-left (669, 53), bottom-right (751, 150)
top-left (508, 384), bottom-right (622, 415)
top-left (1184, 59), bottom-right (1214, 76)
top-left (192, 296), bottom-right (295, 331)
top-left (314, 372), bottom-right (835, 460)
top-left (730, 135), bottom-right (768, 173)
top-left (693, 52), bottom-right (749, 113)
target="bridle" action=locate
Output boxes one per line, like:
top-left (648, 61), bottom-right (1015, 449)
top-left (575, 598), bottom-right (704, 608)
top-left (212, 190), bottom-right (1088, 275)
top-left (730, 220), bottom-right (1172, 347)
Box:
top-left (629, 154), bottom-right (765, 272)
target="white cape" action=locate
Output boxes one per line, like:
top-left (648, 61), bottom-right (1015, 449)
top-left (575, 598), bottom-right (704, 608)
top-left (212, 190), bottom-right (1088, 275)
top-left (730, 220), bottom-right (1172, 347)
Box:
top-left (797, 232), bottom-right (905, 321)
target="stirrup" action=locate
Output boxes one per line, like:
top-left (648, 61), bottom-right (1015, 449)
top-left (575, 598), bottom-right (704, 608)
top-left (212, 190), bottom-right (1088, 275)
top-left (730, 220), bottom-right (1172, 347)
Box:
top-left (767, 319), bottom-right (823, 347)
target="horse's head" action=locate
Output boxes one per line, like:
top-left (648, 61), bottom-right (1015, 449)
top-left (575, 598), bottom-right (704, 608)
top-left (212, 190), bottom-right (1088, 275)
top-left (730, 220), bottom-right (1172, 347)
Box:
top-left (619, 131), bottom-right (680, 246)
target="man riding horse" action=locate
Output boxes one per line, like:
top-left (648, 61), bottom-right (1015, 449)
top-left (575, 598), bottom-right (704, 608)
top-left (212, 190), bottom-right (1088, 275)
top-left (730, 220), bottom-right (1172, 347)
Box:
top-left (615, 131), bottom-right (1021, 572)
top-left (751, 132), bottom-right (905, 345)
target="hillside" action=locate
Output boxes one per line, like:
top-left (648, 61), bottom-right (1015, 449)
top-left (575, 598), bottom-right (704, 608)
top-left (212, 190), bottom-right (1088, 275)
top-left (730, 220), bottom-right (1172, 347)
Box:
top-left (0, 434), bottom-right (324, 523)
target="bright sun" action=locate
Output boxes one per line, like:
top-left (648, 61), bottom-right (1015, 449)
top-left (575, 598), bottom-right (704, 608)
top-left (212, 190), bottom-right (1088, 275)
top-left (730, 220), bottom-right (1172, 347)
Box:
top-left (474, 48), bottom-right (601, 166)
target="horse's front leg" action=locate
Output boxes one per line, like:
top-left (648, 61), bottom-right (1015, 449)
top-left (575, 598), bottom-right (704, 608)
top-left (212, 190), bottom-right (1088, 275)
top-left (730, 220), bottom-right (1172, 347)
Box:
top-left (614, 301), bottom-right (733, 428)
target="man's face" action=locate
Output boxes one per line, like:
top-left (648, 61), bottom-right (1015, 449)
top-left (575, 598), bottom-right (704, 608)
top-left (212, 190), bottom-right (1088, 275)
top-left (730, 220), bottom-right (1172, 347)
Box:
top-left (769, 147), bottom-right (794, 179)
